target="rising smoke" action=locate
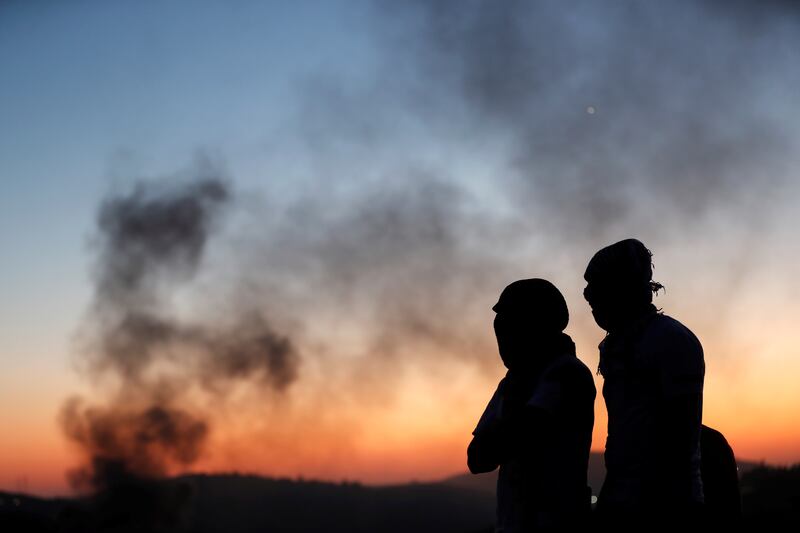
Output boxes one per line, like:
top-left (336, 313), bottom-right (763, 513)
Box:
top-left (241, 0), bottom-right (800, 369)
top-left (62, 0), bottom-right (800, 487)
top-left (377, 0), bottom-right (798, 241)
top-left (62, 177), bottom-right (299, 490)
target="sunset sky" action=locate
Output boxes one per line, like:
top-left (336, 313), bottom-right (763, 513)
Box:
top-left (2, 1), bottom-right (800, 496)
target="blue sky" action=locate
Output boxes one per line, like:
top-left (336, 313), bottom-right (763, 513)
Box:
top-left (0, 0), bottom-right (375, 370)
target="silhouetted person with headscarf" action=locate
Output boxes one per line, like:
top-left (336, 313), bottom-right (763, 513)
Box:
top-left (584, 239), bottom-right (705, 530)
top-left (468, 279), bottom-right (596, 532)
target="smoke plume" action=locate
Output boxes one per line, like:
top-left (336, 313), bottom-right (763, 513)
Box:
top-left (62, 177), bottom-right (300, 490)
top-left (374, 0), bottom-right (798, 241)
top-left (61, 0), bottom-right (800, 486)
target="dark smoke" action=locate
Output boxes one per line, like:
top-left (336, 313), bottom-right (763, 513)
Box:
top-left (256, 0), bottom-right (800, 366)
top-left (232, 0), bottom-right (800, 376)
top-left (378, 0), bottom-right (798, 242)
top-left (237, 175), bottom-right (505, 382)
top-left (63, 176), bottom-right (300, 492)
top-left (96, 179), bottom-right (227, 306)
top-left (61, 398), bottom-right (208, 489)
top-left (189, 0), bottom-right (800, 400)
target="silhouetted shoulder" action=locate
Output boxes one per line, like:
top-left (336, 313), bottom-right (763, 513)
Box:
top-left (639, 314), bottom-right (704, 396)
top-left (527, 355), bottom-right (596, 414)
top-left (552, 355), bottom-right (595, 393)
top-left (644, 314), bottom-right (701, 346)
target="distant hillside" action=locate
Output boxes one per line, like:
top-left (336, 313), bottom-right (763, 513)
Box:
top-left (181, 474), bottom-right (494, 533)
top-left (0, 458), bottom-right (785, 533)
top-left (0, 475), bottom-right (495, 533)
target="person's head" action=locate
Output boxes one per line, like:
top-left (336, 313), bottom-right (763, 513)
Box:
top-left (583, 238), bottom-right (663, 332)
top-left (492, 278), bottom-right (569, 371)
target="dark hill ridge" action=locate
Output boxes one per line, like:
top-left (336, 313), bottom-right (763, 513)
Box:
top-left (180, 474), bottom-right (494, 532)
top-left (0, 456), bottom-right (785, 533)
top-left (0, 476), bottom-right (495, 533)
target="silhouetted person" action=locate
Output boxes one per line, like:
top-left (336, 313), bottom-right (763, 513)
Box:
top-left (584, 239), bottom-right (705, 530)
top-left (468, 279), bottom-right (596, 532)
top-left (700, 424), bottom-right (742, 529)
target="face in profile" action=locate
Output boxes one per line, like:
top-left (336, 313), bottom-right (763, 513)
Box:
top-left (584, 270), bottom-right (652, 332)
top-left (583, 275), bottom-right (616, 332)
top-left (492, 278), bottom-right (570, 370)
top-left (584, 239), bottom-right (658, 332)
top-left (494, 312), bottom-right (528, 370)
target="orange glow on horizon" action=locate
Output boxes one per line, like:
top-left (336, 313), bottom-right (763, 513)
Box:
top-left (3, 307), bottom-right (800, 497)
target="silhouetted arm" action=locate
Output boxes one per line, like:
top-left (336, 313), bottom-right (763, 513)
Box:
top-left (468, 381), bottom-right (507, 474)
top-left (468, 429), bottom-right (504, 474)
top-left (468, 404), bottom-right (553, 473)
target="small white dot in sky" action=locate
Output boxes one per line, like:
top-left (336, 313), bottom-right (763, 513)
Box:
top-left (586, 105), bottom-right (596, 115)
